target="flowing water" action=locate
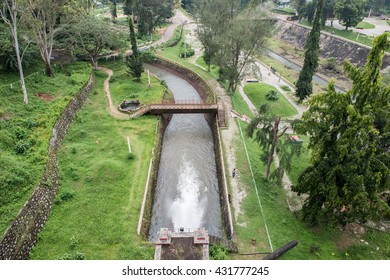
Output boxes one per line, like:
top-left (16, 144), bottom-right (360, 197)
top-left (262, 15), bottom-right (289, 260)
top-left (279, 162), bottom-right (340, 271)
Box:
top-left (146, 64), bottom-right (222, 240)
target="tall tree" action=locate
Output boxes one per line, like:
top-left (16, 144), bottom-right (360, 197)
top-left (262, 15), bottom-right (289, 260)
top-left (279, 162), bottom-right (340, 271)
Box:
top-left (291, 0), bottom-right (306, 22)
top-left (69, 17), bottom-right (121, 69)
top-left (22, 0), bottom-right (69, 77)
top-left (135, 0), bottom-right (174, 37)
top-left (334, 0), bottom-right (365, 30)
top-left (305, 0), bottom-right (317, 24)
top-left (110, 0), bottom-right (117, 21)
top-left (0, 0), bottom-right (28, 104)
top-left (295, 0), bottom-right (325, 102)
top-left (126, 15), bottom-right (143, 80)
top-left (293, 33), bottom-right (390, 226)
top-left (321, 0), bottom-right (335, 26)
top-left (198, 0), bottom-right (272, 93)
top-left (247, 104), bottom-right (302, 181)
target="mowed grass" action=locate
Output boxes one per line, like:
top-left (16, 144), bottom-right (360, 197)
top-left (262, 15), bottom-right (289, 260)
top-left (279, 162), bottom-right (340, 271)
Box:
top-left (230, 88), bottom-right (390, 260)
top-left (243, 83), bottom-right (298, 117)
top-left (195, 56), bottom-right (220, 80)
top-left (103, 61), bottom-right (165, 106)
top-left (356, 21), bottom-right (375, 29)
top-left (30, 64), bottom-right (165, 259)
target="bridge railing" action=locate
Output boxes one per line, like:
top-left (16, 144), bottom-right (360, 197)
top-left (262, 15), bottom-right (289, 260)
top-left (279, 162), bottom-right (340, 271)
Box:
top-left (160, 99), bottom-right (208, 105)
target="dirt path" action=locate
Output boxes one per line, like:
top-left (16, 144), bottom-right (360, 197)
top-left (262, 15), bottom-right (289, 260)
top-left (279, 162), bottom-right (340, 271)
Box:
top-left (97, 66), bottom-right (129, 120)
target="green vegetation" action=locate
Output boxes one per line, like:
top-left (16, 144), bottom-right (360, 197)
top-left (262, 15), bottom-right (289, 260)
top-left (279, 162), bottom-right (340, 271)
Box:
top-left (293, 33), bottom-right (390, 226)
top-left (356, 21), bottom-right (375, 29)
top-left (195, 56), bottom-right (219, 79)
top-left (0, 62), bottom-right (91, 234)
top-left (230, 85), bottom-right (390, 260)
top-left (295, 0), bottom-right (324, 101)
top-left (30, 62), bottom-right (166, 259)
top-left (286, 134), bottom-right (311, 185)
top-left (301, 20), bottom-right (374, 46)
top-left (272, 8), bottom-right (296, 15)
top-left (243, 83), bottom-right (297, 117)
top-left (105, 61), bottom-right (167, 105)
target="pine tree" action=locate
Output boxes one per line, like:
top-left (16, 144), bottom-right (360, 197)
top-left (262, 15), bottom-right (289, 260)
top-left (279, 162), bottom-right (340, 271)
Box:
top-left (293, 33), bottom-right (390, 225)
top-left (126, 16), bottom-right (143, 81)
top-left (295, 0), bottom-right (325, 102)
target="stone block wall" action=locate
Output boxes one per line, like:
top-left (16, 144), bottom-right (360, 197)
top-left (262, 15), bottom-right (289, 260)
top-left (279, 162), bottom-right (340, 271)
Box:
top-left (275, 20), bottom-right (390, 70)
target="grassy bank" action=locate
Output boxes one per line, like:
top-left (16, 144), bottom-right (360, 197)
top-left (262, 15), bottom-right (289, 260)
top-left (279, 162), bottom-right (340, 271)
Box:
top-left (30, 63), bottom-right (165, 259)
top-left (243, 83), bottom-right (298, 117)
top-left (0, 62), bottom-right (91, 235)
top-left (230, 89), bottom-right (390, 260)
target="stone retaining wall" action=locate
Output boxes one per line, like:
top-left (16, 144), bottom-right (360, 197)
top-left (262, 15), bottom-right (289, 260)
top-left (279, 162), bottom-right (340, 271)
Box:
top-left (0, 74), bottom-right (95, 260)
top-left (275, 20), bottom-right (390, 70)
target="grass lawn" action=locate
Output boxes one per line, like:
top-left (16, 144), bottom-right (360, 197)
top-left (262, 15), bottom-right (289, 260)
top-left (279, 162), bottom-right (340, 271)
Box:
top-left (30, 62), bottom-right (165, 259)
top-left (195, 56), bottom-right (220, 80)
top-left (243, 83), bottom-right (298, 117)
top-left (356, 21), bottom-right (375, 29)
top-left (0, 62), bottom-right (91, 235)
top-left (102, 61), bottom-right (167, 106)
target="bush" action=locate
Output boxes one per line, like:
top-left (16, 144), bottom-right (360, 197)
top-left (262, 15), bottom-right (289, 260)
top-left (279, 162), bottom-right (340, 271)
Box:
top-left (14, 140), bottom-right (31, 154)
top-left (142, 51), bottom-right (156, 63)
top-left (266, 90), bottom-right (279, 101)
top-left (128, 152), bottom-right (135, 160)
top-left (209, 245), bottom-right (228, 260)
top-left (280, 85), bottom-right (291, 92)
top-left (179, 42), bottom-right (195, 58)
top-left (324, 57), bottom-right (337, 71)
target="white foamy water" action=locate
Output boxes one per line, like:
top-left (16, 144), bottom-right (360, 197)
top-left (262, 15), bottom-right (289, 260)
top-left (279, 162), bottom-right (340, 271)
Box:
top-left (168, 160), bottom-right (206, 229)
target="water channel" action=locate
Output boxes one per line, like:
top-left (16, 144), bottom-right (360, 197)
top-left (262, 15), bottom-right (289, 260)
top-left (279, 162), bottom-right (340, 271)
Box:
top-left (265, 49), bottom-right (345, 93)
top-left (146, 64), bottom-right (223, 240)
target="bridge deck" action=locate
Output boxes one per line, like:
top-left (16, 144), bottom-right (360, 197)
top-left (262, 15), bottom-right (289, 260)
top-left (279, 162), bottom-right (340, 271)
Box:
top-left (129, 102), bottom-right (226, 127)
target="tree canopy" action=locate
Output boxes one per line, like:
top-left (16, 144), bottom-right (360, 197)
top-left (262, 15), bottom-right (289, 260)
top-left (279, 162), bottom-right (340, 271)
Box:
top-left (197, 0), bottom-right (273, 93)
top-left (334, 0), bottom-right (366, 30)
top-left (292, 33), bottom-right (390, 226)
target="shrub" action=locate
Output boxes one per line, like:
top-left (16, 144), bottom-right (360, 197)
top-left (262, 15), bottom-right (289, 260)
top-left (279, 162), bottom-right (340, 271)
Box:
top-left (179, 42), bottom-right (195, 58)
top-left (209, 245), bottom-right (228, 260)
top-left (324, 57), bottom-right (337, 71)
top-left (128, 152), bottom-right (135, 160)
top-left (15, 140), bottom-right (31, 154)
top-left (61, 252), bottom-right (86, 260)
top-left (266, 90), bottom-right (279, 101)
top-left (280, 85), bottom-right (291, 92)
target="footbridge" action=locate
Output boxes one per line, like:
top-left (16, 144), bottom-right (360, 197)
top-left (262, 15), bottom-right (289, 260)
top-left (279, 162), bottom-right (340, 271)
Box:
top-left (130, 100), bottom-right (226, 126)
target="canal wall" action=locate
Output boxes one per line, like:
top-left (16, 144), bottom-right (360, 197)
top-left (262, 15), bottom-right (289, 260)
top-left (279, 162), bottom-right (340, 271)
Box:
top-left (275, 19), bottom-right (390, 70)
top-left (0, 74), bottom-right (95, 260)
top-left (146, 59), bottom-right (234, 240)
top-left (139, 116), bottom-right (168, 238)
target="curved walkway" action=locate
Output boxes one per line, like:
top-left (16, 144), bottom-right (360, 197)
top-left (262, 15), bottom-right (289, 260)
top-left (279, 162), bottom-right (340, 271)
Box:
top-left (97, 66), bottom-right (129, 120)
